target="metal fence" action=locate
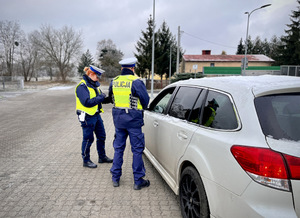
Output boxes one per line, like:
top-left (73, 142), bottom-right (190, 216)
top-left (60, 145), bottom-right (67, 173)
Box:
top-left (145, 79), bottom-right (170, 90)
top-left (0, 76), bottom-right (24, 91)
top-left (281, 66), bottom-right (300, 77)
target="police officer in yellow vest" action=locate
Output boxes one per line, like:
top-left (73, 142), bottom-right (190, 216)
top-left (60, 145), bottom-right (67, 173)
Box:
top-left (75, 65), bottom-right (113, 168)
top-left (202, 98), bottom-right (219, 127)
top-left (107, 57), bottom-right (150, 190)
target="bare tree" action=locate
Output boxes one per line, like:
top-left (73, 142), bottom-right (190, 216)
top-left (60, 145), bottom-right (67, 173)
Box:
top-left (0, 20), bottom-right (22, 77)
top-left (17, 33), bottom-right (41, 82)
top-left (31, 24), bottom-right (83, 81)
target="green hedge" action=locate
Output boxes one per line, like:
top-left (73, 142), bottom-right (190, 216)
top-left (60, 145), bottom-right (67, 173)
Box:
top-left (171, 73), bottom-right (204, 83)
top-left (203, 66), bottom-right (281, 75)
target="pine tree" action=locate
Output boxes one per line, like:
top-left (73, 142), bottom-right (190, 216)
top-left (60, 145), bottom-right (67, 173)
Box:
top-left (280, 0), bottom-right (300, 65)
top-left (134, 15), bottom-right (156, 79)
top-left (261, 38), bottom-right (271, 56)
top-left (236, 38), bottom-right (244, 54)
top-left (269, 36), bottom-right (284, 65)
top-left (246, 36), bottom-right (254, 54)
top-left (252, 36), bottom-right (263, 54)
top-left (156, 21), bottom-right (178, 79)
top-left (77, 49), bottom-right (94, 76)
top-left (236, 35), bottom-right (282, 64)
top-left (134, 17), bottom-right (183, 79)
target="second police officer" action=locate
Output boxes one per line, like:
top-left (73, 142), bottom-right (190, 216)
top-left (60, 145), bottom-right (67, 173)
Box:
top-left (107, 57), bottom-right (150, 190)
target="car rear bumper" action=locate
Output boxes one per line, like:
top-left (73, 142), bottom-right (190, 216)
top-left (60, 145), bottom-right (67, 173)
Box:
top-left (203, 177), bottom-right (297, 218)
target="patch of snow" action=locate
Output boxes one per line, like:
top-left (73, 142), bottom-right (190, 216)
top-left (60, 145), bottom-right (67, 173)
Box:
top-left (48, 86), bottom-right (74, 90)
top-left (266, 136), bottom-right (300, 157)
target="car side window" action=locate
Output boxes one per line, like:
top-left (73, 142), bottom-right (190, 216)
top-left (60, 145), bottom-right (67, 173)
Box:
top-left (149, 87), bottom-right (175, 114)
top-left (168, 86), bottom-right (201, 120)
top-left (188, 90), bottom-right (206, 124)
top-left (201, 90), bottom-right (238, 130)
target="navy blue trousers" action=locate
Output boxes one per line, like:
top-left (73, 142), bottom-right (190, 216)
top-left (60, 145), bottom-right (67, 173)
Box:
top-left (110, 127), bottom-right (146, 185)
top-left (80, 113), bottom-right (106, 162)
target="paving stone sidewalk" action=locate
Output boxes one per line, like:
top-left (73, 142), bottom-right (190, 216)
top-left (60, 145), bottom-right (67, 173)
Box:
top-left (0, 85), bottom-right (181, 217)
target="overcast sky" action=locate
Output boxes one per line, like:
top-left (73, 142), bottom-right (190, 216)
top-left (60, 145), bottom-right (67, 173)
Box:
top-left (1, 0), bottom-right (298, 59)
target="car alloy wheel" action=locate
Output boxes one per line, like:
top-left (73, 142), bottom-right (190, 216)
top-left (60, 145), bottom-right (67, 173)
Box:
top-left (179, 166), bottom-right (209, 218)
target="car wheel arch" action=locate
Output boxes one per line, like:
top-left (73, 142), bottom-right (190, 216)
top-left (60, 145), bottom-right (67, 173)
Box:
top-left (179, 165), bottom-right (210, 218)
top-left (177, 149), bottom-right (216, 216)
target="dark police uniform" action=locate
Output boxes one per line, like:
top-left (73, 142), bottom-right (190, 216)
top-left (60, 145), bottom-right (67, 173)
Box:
top-left (75, 66), bottom-right (112, 168)
top-left (108, 58), bottom-right (150, 189)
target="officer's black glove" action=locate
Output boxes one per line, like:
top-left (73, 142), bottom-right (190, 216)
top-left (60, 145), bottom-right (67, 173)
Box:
top-left (103, 96), bottom-right (113, 104)
top-left (96, 93), bottom-right (106, 103)
top-left (101, 93), bottom-right (106, 98)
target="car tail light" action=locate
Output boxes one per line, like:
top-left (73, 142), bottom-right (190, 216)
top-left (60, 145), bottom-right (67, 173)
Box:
top-left (230, 145), bottom-right (300, 191)
top-left (283, 154), bottom-right (300, 179)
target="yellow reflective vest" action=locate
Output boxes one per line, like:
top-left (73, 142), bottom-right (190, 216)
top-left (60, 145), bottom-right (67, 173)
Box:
top-left (75, 79), bottom-right (104, 115)
top-left (112, 75), bottom-right (143, 110)
top-left (204, 107), bottom-right (216, 127)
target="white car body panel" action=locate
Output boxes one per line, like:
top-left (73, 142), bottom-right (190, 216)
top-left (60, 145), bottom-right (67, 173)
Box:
top-left (291, 180), bottom-right (300, 218)
top-left (143, 112), bottom-right (198, 180)
top-left (267, 137), bottom-right (300, 158)
top-left (201, 176), bottom-right (296, 218)
top-left (143, 147), bottom-right (178, 192)
top-left (144, 75), bottom-right (300, 217)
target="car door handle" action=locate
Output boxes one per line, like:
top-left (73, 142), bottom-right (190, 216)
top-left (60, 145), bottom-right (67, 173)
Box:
top-left (153, 121), bottom-right (159, 127)
top-left (177, 131), bottom-right (188, 140)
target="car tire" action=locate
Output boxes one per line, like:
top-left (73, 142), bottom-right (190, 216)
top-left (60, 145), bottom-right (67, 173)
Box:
top-left (179, 166), bottom-right (209, 218)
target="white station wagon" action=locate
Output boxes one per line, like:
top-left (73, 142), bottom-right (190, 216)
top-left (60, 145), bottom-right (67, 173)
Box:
top-left (143, 75), bottom-right (300, 218)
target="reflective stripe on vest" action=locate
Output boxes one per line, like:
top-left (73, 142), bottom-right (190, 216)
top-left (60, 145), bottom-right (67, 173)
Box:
top-left (112, 75), bottom-right (143, 110)
top-left (75, 79), bottom-right (104, 115)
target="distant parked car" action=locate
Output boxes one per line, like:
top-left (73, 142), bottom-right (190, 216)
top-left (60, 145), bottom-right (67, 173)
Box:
top-left (143, 75), bottom-right (300, 218)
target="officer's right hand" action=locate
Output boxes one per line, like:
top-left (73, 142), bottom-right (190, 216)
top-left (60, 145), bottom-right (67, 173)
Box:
top-left (101, 93), bottom-right (106, 98)
top-left (96, 93), bottom-right (106, 103)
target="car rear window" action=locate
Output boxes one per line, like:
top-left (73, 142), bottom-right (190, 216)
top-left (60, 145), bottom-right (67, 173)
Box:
top-left (255, 93), bottom-right (300, 141)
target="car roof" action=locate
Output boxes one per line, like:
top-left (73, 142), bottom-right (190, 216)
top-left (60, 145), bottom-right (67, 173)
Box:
top-left (175, 75), bottom-right (300, 97)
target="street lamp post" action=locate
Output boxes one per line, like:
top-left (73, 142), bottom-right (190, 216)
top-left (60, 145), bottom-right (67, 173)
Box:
top-left (243, 4), bottom-right (271, 75)
top-left (151, 0), bottom-right (155, 98)
top-left (169, 44), bottom-right (172, 84)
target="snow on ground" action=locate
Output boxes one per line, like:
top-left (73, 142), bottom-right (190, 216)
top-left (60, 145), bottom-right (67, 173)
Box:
top-left (48, 86), bottom-right (74, 90)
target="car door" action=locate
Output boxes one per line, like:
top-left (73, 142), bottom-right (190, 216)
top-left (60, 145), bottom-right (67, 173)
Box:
top-left (191, 90), bottom-right (242, 191)
top-left (154, 86), bottom-right (203, 178)
top-left (144, 87), bottom-right (176, 160)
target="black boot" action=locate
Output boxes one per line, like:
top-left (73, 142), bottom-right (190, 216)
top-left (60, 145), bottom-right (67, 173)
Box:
top-left (83, 161), bottom-right (97, 168)
top-left (134, 179), bottom-right (150, 190)
top-left (98, 156), bottom-right (113, 163)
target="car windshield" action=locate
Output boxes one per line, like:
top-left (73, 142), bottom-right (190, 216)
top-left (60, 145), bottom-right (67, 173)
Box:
top-left (255, 93), bottom-right (300, 141)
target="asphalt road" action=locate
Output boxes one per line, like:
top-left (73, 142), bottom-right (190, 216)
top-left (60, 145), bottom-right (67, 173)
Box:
top-left (0, 86), bottom-right (181, 217)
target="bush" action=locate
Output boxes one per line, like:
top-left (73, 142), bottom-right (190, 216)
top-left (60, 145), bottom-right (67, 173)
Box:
top-left (171, 73), bottom-right (204, 83)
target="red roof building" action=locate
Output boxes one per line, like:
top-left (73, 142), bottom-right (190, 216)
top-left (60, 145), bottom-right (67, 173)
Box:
top-left (181, 50), bottom-right (274, 73)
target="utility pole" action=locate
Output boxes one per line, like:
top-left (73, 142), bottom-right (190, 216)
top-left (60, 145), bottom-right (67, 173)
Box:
top-left (151, 0), bottom-right (155, 98)
top-left (176, 26), bottom-right (180, 74)
top-left (169, 44), bottom-right (172, 84)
